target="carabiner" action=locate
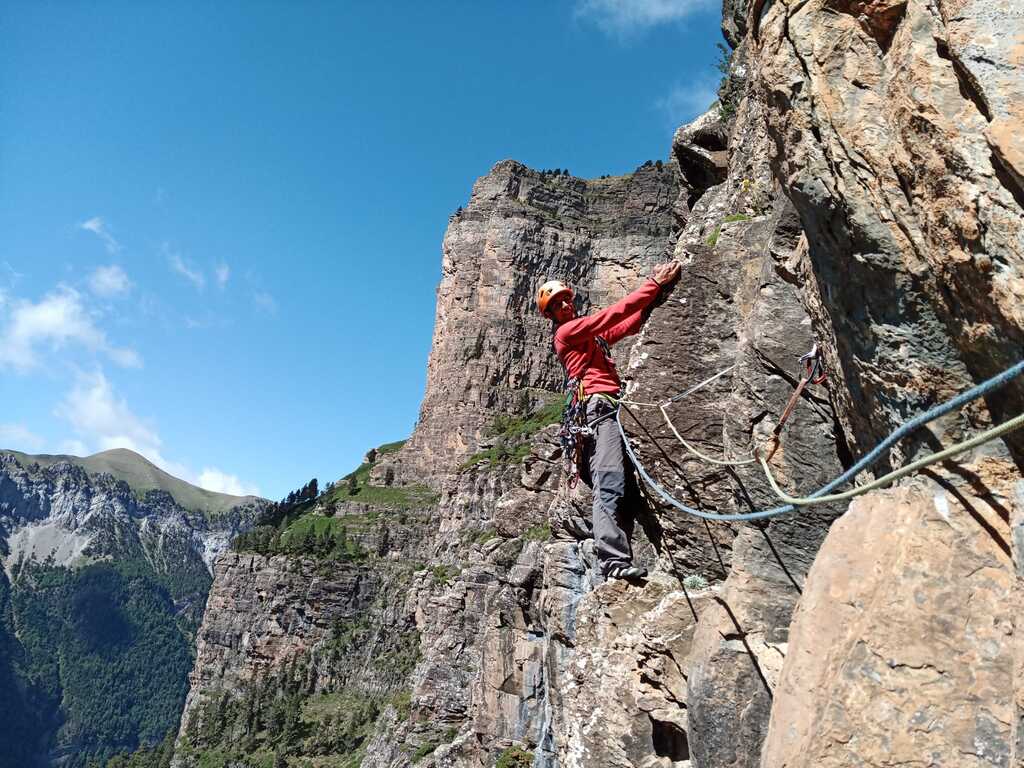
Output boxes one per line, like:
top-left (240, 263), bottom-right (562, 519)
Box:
top-left (799, 343), bottom-right (827, 385)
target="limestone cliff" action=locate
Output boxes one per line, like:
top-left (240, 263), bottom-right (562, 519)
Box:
top-left (0, 451), bottom-right (258, 580)
top-left (174, 0), bottom-right (1023, 763)
top-left (383, 162), bottom-right (679, 485)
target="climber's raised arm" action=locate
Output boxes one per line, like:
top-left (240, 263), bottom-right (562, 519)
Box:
top-left (553, 262), bottom-right (680, 347)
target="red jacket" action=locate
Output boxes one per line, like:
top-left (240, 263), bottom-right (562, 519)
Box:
top-left (553, 278), bottom-right (662, 396)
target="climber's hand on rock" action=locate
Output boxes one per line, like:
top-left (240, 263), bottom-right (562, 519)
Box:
top-left (651, 261), bottom-right (681, 286)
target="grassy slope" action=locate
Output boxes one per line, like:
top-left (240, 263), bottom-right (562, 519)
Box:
top-left (1, 448), bottom-right (261, 516)
top-left (318, 440), bottom-right (436, 512)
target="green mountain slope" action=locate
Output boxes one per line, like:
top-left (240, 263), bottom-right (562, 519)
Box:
top-left (1, 448), bottom-right (261, 516)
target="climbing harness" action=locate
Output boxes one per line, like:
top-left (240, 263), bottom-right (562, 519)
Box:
top-left (617, 358), bottom-right (1024, 522)
top-left (559, 336), bottom-right (622, 487)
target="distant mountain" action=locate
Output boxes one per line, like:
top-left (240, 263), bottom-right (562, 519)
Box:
top-left (1, 448), bottom-right (262, 516)
top-left (0, 448), bottom-right (266, 768)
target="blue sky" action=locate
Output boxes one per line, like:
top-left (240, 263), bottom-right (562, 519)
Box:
top-left (0, 0), bottom-right (722, 500)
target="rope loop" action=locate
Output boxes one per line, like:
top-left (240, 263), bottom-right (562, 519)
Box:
top-left (619, 359), bottom-right (1024, 522)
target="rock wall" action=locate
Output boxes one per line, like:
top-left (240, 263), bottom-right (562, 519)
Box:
top-left (0, 453), bottom-right (256, 618)
top-left (751, 0), bottom-right (1024, 455)
top-left (172, 499), bottom-right (432, 766)
top-left (762, 485), bottom-right (1016, 767)
top-left (386, 161), bottom-right (680, 484)
top-left (174, 0), bottom-right (1024, 761)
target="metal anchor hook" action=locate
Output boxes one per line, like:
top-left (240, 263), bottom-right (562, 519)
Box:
top-left (799, 343), bottom-right (827, 385)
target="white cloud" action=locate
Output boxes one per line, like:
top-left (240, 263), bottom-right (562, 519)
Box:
top-left (167, 247), bottom-right (206, 290)
top-left (655, 79), bottom-right (720, 126)
top-left (59, 439), bottom-right (89, 456)
top-left (80, 217), bottom-right (121, 254)
top-left (106, 346), bottom-right (143, 368)
top-left (198, 468), bottom-right (260, 497)
top-left (2, 262), bottom-right (24, 288)
top-left (575, 0), bottom-right (712, 37)
top-left (253, 291), bottom-right (277, 314)
top-left (54, 369), bottom-right (188, 477)
top-left (54, 370), bottom-right (259, 494)
top-left (215, 263), bottom-right (230, 289)
top-left (56, 370), bottom-right (161, 456)
top-left (0, 285), bottom-right (141, 372)
top-left (88, 264), bottom-right (132, 298)
top-left (0, 424), bottom-right (45, 452)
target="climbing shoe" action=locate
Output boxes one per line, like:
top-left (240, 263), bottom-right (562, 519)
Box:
top-left (606, 565), bottom-right (648, 582)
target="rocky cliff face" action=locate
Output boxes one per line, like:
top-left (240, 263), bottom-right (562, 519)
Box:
top-left (384, 162), bottom-right (679, 484)
top-left (0, 452), bottom-right (259, 624)
top-left (175, 0), bottom-right (1023, 764)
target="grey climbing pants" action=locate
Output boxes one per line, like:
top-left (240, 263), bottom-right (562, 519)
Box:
top-left (585, 396), bottom-right (640, 575)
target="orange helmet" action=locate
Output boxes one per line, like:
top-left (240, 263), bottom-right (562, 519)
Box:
top-left (537, 279), bottom-right (573, 316)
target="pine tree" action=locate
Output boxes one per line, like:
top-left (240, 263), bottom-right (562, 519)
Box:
top-left (301, 527), bottom-right (316, 552)
top-left (157, 731), bottom-right (175, 768)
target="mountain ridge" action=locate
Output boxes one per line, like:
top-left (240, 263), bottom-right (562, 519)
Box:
top-left (1, 447), bottom-right (263, 517)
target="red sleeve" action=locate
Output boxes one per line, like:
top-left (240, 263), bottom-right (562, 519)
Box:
top-left (555, 279), bottom-right (662, 347)
top-left (602, 309), bottom-right (648, 346)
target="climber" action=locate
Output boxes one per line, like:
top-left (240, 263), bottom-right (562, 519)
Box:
top-left (538, 262), bottom-right (681, 582)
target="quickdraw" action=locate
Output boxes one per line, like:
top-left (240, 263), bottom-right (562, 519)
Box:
top-left (766, 343), bottom-right (827, 460)
top-left (559, 377), bottom-right (592, 488)
top-left (800, 343), bottom-right (827, 385)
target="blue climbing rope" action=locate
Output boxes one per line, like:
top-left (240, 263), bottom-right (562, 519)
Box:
top-left (617, 358), bottom-right (1024, 522)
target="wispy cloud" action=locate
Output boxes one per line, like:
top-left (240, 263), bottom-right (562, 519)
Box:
top-left (80, 216), bottom-right (121, 254)
top-left (215, 262), bottom-right (230, 289)
top-left (2, 262), bottom-right (24, 288)
top-left (0, 423), bottom-right (45, 452)
top-left (88, 265), bottom-right (132, 298)
top-left (167, 246), bottom-right (206, 290)
top-left (59, 439), bottom-right (89, 456)
top-left (54, 369), bottom-right (260, 492)
top-left (253, 291), bottom-right (277, 314)
top-left (575, 0), bottom-right (713, 38)
top-left (198, 467), bottom-right (260, 497)
top-left (655, 78), bottom-right (719, 127)
top-left (0, 285), bottom-right (141, 372)
top-left (55, 369), bottom-right (186, 476)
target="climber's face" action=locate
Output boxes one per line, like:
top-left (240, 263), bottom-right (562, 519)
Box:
top-left (550, 294), bottom-right (575, 324)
